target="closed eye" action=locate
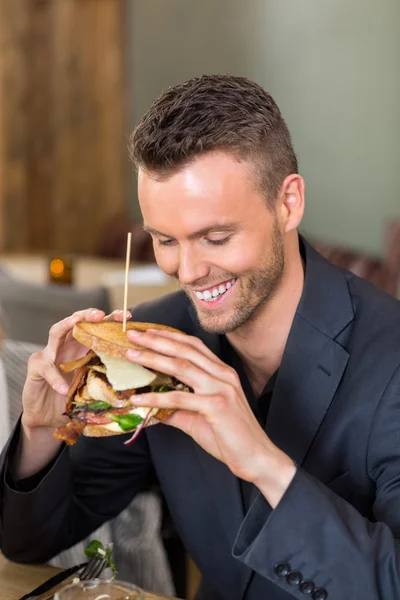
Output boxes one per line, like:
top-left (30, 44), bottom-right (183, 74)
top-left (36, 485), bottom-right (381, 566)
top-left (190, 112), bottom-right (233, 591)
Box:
top-left (157, 238), bottom-right (177, 247)
top-left (205, 237), bottom-right (231, 246)
top-left (155, 235), bottom-right (232, 247)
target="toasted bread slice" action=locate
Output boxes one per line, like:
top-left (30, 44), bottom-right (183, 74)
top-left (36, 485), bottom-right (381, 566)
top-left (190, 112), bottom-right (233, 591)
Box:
top-left (73, 321), bottom-right (184, 359)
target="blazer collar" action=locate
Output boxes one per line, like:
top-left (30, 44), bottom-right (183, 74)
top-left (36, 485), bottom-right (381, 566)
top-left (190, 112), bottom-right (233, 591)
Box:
top-left (296, 236), bottom-right (354, 338)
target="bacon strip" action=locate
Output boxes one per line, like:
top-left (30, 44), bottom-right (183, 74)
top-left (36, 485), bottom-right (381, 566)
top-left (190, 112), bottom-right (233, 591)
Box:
top-left (65, 365), bottom-right (89, 412)
top-left (76, 407), bottom-right (133, 425)
top-left (59, 350), bottom-right (96, 374)
top-left (53, 420), bottom-right (85, 446)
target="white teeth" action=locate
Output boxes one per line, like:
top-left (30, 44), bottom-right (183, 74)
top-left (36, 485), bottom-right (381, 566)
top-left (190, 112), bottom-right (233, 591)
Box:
top-left (195, 278), bottom-right (236, 302)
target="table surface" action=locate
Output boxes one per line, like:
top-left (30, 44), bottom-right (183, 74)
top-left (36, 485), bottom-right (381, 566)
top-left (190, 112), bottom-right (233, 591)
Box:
top-left (0, 554), bottom-right (178, 600)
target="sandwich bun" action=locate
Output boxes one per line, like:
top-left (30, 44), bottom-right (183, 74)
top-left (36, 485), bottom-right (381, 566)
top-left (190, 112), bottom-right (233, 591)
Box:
top-left (73, 320), bottom-right (183, 360)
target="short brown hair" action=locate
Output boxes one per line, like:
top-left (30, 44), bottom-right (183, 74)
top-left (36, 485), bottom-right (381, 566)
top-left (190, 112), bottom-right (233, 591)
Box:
top-left (129, 74), bottom-right (298, 205)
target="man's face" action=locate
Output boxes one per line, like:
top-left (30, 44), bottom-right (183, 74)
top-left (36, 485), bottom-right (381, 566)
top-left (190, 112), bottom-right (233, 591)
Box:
top-left (138, 152), bottom-right (285, 334)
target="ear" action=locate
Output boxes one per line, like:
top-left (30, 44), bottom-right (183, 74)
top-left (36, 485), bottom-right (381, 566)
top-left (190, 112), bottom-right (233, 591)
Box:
top-left (276, 174), bottom-right (305, 233)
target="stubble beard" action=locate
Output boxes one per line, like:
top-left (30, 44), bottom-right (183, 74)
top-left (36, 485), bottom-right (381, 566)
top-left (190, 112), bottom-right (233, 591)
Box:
top-left (183, 220), bottom-right (285, 334)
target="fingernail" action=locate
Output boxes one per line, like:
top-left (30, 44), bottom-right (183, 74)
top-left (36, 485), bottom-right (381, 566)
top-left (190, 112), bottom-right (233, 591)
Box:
top-left (129, 329), bottom-right (143, 337)
top-left (59, 384), bottom-right (69, 395)
top-left (127, 349), bottom-right (141, 358)
top-left (90, 309), bottom-right (99, 315)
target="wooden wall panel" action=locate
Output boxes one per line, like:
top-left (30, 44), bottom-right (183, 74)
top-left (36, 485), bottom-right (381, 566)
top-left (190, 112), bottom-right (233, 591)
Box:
top-left (26, 0), bottom-right (54, 250)
top-left (0, 0), bottom-right (30, 251)
top-left (0, 0), bottom-right (127, 254)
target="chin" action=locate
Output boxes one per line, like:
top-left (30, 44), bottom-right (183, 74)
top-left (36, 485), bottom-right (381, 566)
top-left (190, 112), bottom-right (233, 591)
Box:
top-left (195, 310), bottom-right (244, 335)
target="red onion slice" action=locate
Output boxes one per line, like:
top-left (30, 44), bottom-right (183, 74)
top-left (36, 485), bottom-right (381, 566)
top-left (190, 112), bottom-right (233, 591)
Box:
top-left (124, 408), bottom-right (154, 446)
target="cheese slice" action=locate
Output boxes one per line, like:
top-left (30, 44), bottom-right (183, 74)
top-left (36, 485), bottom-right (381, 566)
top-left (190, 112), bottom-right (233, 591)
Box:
top-left (130, 406), bottom-right (158, 420)
top-left (97, 352), bottom-right (157, 390)
top-left (102, 421), bottom-right (126, 433)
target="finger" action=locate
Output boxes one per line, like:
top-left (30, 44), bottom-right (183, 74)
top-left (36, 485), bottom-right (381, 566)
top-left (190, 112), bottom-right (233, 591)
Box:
top-left (127, 346), bottom-right (231, 395)
top-left (46, 308), bottom-right (105, 359)
top-left (27, 353), bottom-right (70, 395)
top-left (149, 409), bottom-right (204, 441)
top-left (131, 390), bottom-right (215, 416)
top-left (158, 409), bottom-right (197, 431)
top-left (104, 309), bottom-right (132, 322)
top-left (46, 314), bottom-right (85, 359)
top-left (136, 328), bottom-right (226, 365)
top-left (126, 330), bottom-right (237, 387)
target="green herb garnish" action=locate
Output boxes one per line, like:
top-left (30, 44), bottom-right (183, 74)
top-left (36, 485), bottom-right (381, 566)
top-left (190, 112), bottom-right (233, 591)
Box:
top-left (84, 539), bottom-right (117, 578)
top-left (84, 539), bottom-right (104, 558)
top-left (108, 412), bottom-right (144, 431)
top-left (87, 400), bottom-right (112, 411)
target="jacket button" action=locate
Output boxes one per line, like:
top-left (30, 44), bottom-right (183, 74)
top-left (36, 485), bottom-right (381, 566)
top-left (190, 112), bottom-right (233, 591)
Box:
top-left (274, 563), bottom-right (291, 577)
top-left (299, 580), bottom-right (315, 594)
top-left (286, 571), bottom-right (302, 586)
top-left (312, 588), bottom-right (328, 600)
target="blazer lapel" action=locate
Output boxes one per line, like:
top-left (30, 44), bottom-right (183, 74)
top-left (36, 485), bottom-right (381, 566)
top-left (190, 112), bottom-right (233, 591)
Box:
top-left (266, 315), bottom-right (349, 465)
top-left (267, 239), bottom-right (354, 467)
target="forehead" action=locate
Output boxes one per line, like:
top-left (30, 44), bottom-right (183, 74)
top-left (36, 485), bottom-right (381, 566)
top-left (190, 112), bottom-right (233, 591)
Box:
top-left (138, 152), bottom-right (267, 232)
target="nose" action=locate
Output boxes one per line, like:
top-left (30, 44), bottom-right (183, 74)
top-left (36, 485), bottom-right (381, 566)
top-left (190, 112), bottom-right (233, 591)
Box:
top-left (178, 243), bottom-right (209, 285)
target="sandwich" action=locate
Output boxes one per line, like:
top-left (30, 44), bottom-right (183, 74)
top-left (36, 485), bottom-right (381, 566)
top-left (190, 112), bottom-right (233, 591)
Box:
top-left (53, 321), bottom-right (190, 446)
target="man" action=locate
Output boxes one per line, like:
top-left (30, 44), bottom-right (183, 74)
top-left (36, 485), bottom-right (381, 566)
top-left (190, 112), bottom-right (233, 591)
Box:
top-left (1, 75), bottom-right (400, 600)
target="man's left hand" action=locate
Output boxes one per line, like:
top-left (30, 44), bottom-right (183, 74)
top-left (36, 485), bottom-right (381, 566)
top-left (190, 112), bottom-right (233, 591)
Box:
top-left (126, 327), bottom-right (296, 507)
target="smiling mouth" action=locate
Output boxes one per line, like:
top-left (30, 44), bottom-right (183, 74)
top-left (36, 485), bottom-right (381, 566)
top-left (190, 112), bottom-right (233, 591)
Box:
top-left (192, 278), bottom-right (237, 302)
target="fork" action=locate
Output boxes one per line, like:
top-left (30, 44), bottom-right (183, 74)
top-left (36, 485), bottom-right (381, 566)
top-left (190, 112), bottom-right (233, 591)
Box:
top-left (46, 556), bottom-right (109, 599)
top-left (79, 556), bottom-right (109, 580)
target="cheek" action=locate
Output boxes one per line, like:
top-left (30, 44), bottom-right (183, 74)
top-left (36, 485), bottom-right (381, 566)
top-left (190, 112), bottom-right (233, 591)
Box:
top-left (220, 244), bottom-right (262, 275)
top-left (153, 246), bottom-right (179, 276)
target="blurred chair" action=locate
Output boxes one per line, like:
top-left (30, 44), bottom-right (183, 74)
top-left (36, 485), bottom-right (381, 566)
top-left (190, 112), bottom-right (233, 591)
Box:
top-left (0, 338), bottom-right (175, 595)
top-left (311, 219), bottom-right (400, 298)
top-left (0, 274), bottom-right (111, 345)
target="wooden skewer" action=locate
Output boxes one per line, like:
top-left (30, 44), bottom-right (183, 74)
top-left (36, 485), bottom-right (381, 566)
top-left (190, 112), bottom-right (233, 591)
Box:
top-left (123, 232), bottom-right (132, 332)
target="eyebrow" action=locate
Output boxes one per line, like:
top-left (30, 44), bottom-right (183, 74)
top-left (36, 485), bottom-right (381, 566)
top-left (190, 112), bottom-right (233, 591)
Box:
top-left (143, 222), bottom-right (238, 240)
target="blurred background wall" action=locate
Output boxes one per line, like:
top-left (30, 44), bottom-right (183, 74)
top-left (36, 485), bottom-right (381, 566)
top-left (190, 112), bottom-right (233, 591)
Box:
top-left (128, 0), bottom-right (400, 257)
top-left (0, 0), bottom-right (398, 257)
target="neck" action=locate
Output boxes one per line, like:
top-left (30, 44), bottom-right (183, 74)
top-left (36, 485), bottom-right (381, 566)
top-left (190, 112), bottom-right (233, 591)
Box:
top-left (227, 232), bottom-right (304, 383)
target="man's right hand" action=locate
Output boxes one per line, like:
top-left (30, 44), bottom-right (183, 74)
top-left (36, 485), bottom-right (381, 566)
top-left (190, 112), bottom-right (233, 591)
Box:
top-left (13, 307), bottom-right (131, 480)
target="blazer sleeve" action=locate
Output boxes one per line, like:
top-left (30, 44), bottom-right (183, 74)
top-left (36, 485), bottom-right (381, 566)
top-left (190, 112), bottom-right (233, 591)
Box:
top-left (0, 301), bottom-right (172, 563)
top-left (0, 418), bottom-right (153, 563)
top-left (232, 364), bottom-right (400, 599)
